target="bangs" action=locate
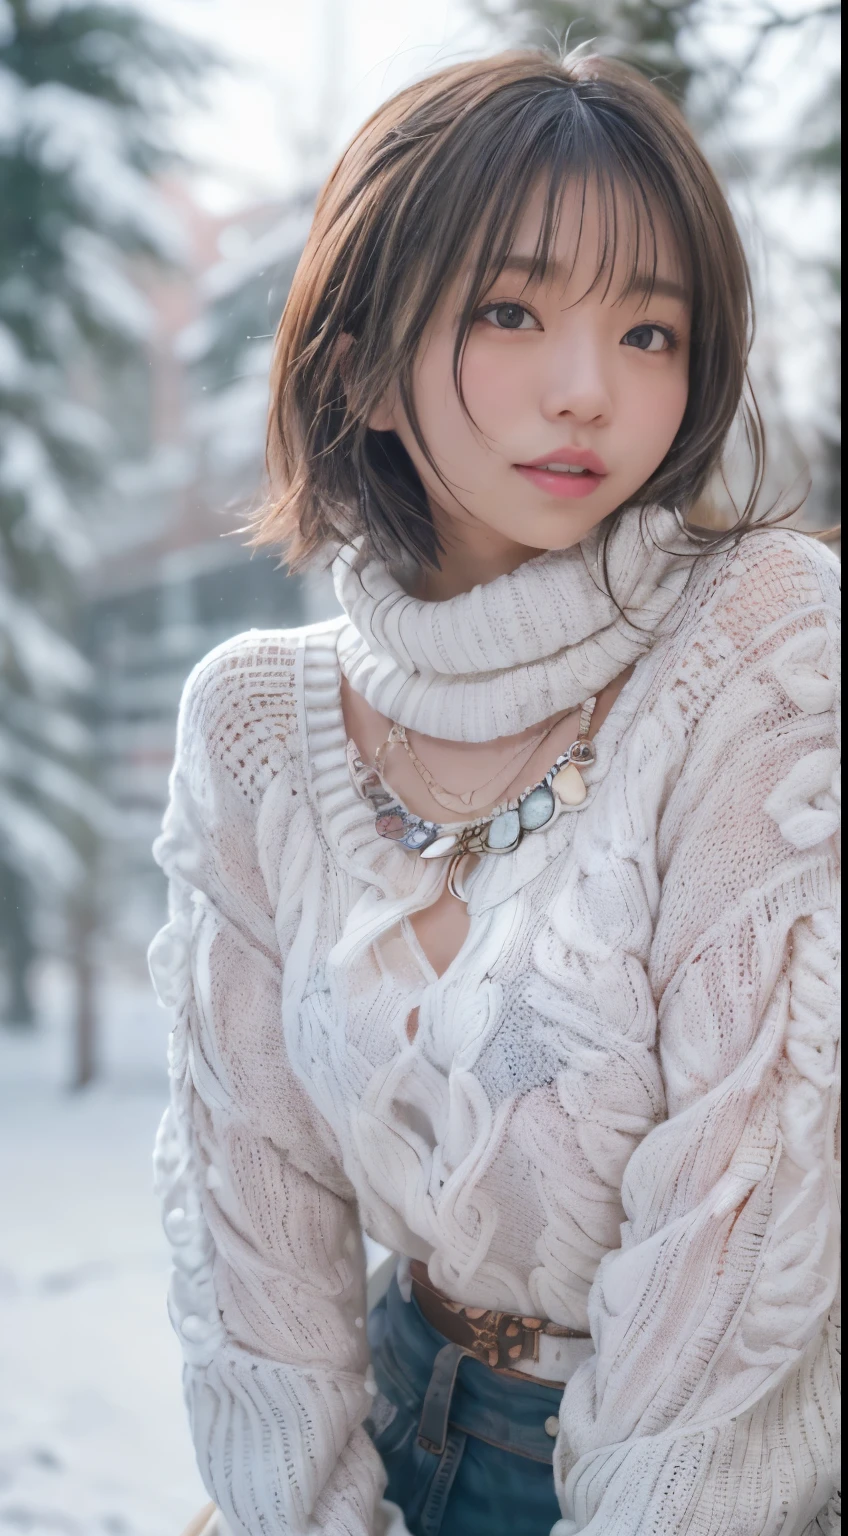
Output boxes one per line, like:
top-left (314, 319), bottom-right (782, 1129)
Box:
top-left (461, 104), bottom-right (693, 321)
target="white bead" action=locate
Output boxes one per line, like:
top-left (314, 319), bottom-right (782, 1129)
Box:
top-left (419, 832), bottom-right (459, 859)
top-left (544, 1415), bottom-right (559, 1437)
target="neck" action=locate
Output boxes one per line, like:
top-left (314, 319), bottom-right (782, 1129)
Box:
top-left (413, 506), bottom-right (544, 602)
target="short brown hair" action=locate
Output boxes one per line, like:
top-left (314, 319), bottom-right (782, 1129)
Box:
top-left (254, 48), bottom-right (763, 570)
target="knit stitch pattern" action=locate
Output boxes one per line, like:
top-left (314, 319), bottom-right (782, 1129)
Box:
top-left (149, 528), bottom-right (840, 1536)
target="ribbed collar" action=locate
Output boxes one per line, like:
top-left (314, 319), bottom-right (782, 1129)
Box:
top-left (333, 504), bottom-right (694, 741)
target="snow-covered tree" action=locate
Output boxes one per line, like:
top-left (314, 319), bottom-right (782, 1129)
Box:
top-left (0, 0), bottom-right (208, 1041)
top-left (478, 0), bottom-right (698, 95)
top-left (182, 193), bottom-right (317, 515)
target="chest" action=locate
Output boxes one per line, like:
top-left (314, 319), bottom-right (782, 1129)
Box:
top-left (297, 807), bottom-right (663, 1088)
top-left (339, 669), bottom-right (635, 979)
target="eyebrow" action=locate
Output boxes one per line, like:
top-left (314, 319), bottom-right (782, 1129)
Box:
top-left (494, 254), bottom-right (690, 304)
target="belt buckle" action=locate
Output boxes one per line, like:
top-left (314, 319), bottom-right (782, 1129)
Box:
top-left (466, 1310), bottom-right (542, 1370)
top-left (467, 1314), bottom-right (502, 1370)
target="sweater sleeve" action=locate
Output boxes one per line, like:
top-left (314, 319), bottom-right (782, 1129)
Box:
top-left (553, 536), bottom-right (841, 1536)
top-left (148, 638), bottom-right (409, 1536)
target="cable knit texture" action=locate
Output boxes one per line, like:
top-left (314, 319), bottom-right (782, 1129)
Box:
top-left (149, 516), bottom-right (840, 1536)
top-left (334, 504), bottom-right (694, 739)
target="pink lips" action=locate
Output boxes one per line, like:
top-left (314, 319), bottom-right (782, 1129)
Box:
top-left (514, 446), bottom-right (608, 500)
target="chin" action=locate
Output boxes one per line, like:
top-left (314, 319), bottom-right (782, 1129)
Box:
top-left (511, 512), bottom-right (608, 553)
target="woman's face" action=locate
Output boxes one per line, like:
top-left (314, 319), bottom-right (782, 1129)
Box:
top-left (371, 179), bottom-right (691, 564)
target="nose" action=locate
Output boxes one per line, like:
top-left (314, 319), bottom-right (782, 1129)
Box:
top-left (539, 319), bottom-right (612, 426)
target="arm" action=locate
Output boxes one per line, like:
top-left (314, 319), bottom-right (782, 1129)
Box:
top-left (149, 639), bottom-right (409, 1536)
top-left (553, 538), bottom-right (841, 1535)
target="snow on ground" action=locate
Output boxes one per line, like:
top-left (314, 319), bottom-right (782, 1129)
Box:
top-left (0, 966), bottom-right (392, 1536)
top-left (0, 982), bottom-right (208, 1536)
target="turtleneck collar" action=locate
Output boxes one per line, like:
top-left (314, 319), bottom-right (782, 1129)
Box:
top-left (333, 504), bottom-right (695, 742)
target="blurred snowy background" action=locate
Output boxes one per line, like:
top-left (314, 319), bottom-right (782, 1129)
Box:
top-left (0, 0), bottom-right (840, 1531)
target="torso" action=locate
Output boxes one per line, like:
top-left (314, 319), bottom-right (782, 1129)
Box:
top-left (168, 525), bottom-right (837, 1344)
top-left (290, 610), bottom-right (679, 1327)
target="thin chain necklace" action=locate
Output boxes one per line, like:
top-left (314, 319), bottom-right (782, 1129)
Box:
top-left (374, 712), bottom-right (568, 815)
top-left (347, 694), bottom-right (598, 867)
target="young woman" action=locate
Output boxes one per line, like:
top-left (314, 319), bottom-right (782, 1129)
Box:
top-left (150, 49), bottom-right (840, 1536)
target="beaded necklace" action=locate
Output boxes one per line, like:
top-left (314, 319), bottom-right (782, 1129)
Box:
top-left (346, 695), bottom-right (597, 862)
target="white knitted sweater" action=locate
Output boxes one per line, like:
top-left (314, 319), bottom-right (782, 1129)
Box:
top-left (149, 521), bottom-right (841, 1536)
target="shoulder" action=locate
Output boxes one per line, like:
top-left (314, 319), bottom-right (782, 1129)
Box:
top-left (646, 528), bottom-right (840, 743)
top-left (174, 616), bottom-right (344, 807)
top-left (663, 528), bottom-right (840, 689)
top-left (681, 527), bottom-right (840, 646)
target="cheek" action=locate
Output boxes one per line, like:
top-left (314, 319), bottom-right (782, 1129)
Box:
top-left (413, 338), bottom-right (467, 451)
top-left (460, 340), bottom-right (528, 431)
top-left (414, 335), bottom-right (518, 467)
top-left (629, 362), bottom-right (689, 454)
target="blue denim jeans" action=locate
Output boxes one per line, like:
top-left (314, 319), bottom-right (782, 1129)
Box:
top-left (365, 1272), bottom-right (564, 1536)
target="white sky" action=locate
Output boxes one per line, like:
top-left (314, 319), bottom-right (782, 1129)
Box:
top-left (147, 0), bottom-right (493, 210)
top-left (148, 0), bottom-right (839, 249)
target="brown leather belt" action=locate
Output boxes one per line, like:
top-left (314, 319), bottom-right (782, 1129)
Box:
top-left (409, 1259), bottom-right (590, 1380)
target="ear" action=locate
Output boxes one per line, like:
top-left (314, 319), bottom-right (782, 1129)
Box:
top-left (368, 395), bottom-right (397, 432)
top-left (335, 331), bottom-right (398, 432)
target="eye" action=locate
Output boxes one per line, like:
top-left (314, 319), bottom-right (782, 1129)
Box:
top-left (621, 323), bottom-right (676, 353)
top-left (479, 302), bottom-right (539, 332)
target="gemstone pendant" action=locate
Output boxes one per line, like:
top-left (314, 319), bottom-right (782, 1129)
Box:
top-left (552, 763), bottom-right (587, 805)
top-left (375, 810), bottom-right (408, 840)
top-left (419, 832), bottom-right (460, 860)
top-left (518, 784), bottom-right (555, 830)
top-left (486, 809), bottom-right (521, 851)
